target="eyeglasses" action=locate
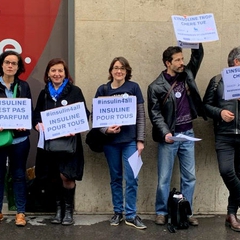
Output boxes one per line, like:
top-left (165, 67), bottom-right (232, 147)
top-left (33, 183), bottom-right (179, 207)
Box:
top-left (113, 66), bottom-right (126, 71)
top-left (3, 60), bottom-right (18, 66)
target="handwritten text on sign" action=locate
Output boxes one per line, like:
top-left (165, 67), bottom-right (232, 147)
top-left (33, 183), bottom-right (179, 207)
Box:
top-left (172, 13), bottom-right (219, 43)
top-left (41, 102), bottom-right (89, 140)
top-left (92, 96), bottom-right (136, 128)
top-left (0, 98), bottom-right (32, 129)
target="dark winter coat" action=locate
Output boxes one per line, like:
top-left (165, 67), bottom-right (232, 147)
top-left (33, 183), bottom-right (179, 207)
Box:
top-left (33, 82), bottom-right (90, 180)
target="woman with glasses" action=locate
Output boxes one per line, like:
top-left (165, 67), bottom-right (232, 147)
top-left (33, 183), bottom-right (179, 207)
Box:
top-left (0, 50), bottom-right (32, 226)
top-left (93, 57), bottom-right (146, 229)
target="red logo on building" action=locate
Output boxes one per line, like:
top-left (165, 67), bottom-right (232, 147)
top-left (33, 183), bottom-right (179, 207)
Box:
top-left (0, 0), bottom-right (61, 80)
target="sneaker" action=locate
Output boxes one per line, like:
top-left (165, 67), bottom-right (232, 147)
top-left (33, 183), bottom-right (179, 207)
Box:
top-left (188, 216), bottom-right (199, 226)
top-left (110, 213), bottom-right (123, 226)
top-left (155, 214), bottom-right (166, 225)
top-left (15, 213), bottom-right (26, 226)
top-left (0, 213), bottom-right (3, 221)
top-left (125, 215), bottom-right (147, 229)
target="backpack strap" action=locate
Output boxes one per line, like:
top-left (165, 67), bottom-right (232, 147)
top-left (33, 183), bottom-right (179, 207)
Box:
top-left (163, 81), bottom-right (177, 106)
top-left (13, 83), bottom-right (18, 98)
top-left (103, 84), bottom-right (108, 96)
top-left (213, 74), bottom-right (222, 91)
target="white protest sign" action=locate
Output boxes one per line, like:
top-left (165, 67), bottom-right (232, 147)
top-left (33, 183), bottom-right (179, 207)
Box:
top-left (172, 13), bottom-right (219, 43)
top-left (41, 102), bottom-right (89, 140)
top-left (92, 96), bottom-right (136, 128)
top-left (222, 66), bottom-right (240, 100)
top-left (0, 98), bottom-right (32, 129)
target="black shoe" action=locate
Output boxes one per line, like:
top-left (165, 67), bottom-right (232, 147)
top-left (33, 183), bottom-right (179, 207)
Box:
top-left (125, 215), bottom-right (147, 229)
top-left (110, 213), bottom-right (123, 226)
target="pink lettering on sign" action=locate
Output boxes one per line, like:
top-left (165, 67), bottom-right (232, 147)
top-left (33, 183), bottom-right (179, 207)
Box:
top-left (0, 0), bottom-right (61, 80)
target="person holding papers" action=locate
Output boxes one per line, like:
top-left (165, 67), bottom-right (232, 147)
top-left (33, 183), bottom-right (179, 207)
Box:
top-left (94, 57), bottom-right (146, 229)
top-left (147, 43), bottom-right (207, 227)
top-left (0, 50), bottom-right (32, 226)
top-left (203, 46), bottom-right (240, 232)
top-left (33, 58), bottom-right (89, 226)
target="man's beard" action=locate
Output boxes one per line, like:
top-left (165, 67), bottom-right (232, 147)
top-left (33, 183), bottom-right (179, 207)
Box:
top-left (174, 65), bottom-right (184, 74)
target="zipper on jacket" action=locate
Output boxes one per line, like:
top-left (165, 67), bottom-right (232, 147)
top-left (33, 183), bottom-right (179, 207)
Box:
top-left (236, 100), bottom-right (239, 134)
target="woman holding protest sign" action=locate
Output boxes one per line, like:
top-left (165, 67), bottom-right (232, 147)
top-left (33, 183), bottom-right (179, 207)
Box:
top-left (0, 50), bottom-right (32, 226)
top-left (33, 58), bottom-right (89, 225)
top-left (93, 56), bottom-right (146, 229)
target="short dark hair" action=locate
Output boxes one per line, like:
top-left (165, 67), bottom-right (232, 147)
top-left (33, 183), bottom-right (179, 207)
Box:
top-left (43, 58), bottom-right (73, 84)
top-left (108, 56), bottom-right (132, 81)
top-left (227, 46), bottom-right (240, 67)
top-left (0, 50), bottom-right (25, 77)
top-left (162, 46), bottom-right (182, 67)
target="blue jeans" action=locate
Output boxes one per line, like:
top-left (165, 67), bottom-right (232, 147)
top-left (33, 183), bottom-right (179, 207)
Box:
top-left (0, 138), bottom-right (30, 213)
top-left (155, 129), bottom-right (196, 215)
top-left (104, 141), bottom-right (138, 219)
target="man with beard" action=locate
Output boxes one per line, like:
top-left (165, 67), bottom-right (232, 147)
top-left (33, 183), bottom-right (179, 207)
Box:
top-left (147, 44), bottom-right (207, 227)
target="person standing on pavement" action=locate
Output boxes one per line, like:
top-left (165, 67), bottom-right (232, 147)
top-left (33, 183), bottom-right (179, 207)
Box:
top-left (33, 58), bottom-right (90, 226)
top-left (0, 50), bottom-right (32, 226)
top-left (93, 56), bottom-right (146, 229)
top-left (147, 43), bottom-right (207, 226)
top-left (203, 46), bottom-right (240, 232)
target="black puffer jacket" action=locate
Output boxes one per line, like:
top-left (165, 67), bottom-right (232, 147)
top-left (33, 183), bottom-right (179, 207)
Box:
top-left (0, 77), bottom-right (32, 138)
top-left (203, 75), bottom-right (240, 134)
top-left (147, 44), bottom-right (207, 142)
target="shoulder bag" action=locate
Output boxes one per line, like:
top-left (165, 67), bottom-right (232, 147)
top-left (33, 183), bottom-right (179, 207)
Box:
top-left (45, 135), bottom-right (77, 154)
top-left (43, 91), bottom-right (77, 154)
top-left (85, 84), bottom-right (110, 153)
top-left (85, 128), bottom-right (110, 153)
top-left (0, 83), bottom-right (18, 147)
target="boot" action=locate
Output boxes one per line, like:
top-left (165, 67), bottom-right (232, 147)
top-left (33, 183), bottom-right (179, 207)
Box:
top-left (51, 181), bottom-right (63, 224)
top-left (62, 186), bottom-right (75, 226)
top-left (51, 200), bottom-right (62, 224)
top-left (225, 214), bottom-right (240, 232)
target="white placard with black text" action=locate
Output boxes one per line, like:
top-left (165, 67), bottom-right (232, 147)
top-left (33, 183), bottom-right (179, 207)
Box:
top-left (0, 98), bottom-right (32, 129)
top-left (41, 102), bottom-right (89, 140)
top-left (92, 96), bottom-right (136, 128)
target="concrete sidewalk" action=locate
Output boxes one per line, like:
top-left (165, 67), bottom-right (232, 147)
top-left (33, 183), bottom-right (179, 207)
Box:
top-left (0, 214), bottom-right (240, 240)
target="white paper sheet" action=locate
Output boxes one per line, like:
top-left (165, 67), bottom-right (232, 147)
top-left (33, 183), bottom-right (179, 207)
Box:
top-left (171, 13), bottom-right (219, 43)
top-left (37, 123), bottom-right (44, 149)
top-left (128, 150), bottom-right (143, 179)
top-left (168, 133), bottom-right (202, 142)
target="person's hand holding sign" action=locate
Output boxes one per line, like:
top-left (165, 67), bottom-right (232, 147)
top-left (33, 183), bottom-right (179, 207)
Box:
top-left (106, 125), bottom-right (121, 134)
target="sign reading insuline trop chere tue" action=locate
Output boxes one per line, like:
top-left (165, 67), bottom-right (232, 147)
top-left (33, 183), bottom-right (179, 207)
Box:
top-left (172, 13), bottom-right (219, 43)
top-left (92, 96), bottom-right (137, 128)
top-left (41, 102), bottom-right (89, 140)
top-left (0, 98), bottom-right (32, 129)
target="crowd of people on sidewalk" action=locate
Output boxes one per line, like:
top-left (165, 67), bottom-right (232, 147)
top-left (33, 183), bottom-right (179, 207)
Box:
top-left (1, 43), bottom-right (240, 233)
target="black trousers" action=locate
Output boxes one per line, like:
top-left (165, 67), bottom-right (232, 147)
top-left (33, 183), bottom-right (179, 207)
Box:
top-left (215, 134), bottom-right (240, 214)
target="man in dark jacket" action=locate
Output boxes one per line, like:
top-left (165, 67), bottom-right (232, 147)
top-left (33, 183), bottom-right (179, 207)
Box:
top-left (148, 43), bottom-right (206, 226)
top-left (203, 46), bottom-right (240, 232)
